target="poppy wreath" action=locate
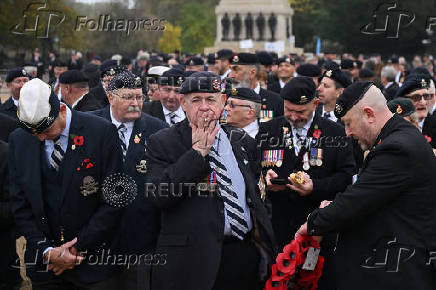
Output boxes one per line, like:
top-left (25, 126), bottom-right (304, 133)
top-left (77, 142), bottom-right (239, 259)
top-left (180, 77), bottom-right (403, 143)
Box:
top-left (264, 235), bottom-right (324, 290)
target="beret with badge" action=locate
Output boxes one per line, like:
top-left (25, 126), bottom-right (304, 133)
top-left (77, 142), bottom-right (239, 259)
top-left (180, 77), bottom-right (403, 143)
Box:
top-left (158, 68), bottom-right (185, 87)
top-left (18, 78), bottom-right (60, 134)
top-left (108, 71), bottom-right (143, 91)
top-left (334, 81), bottom-right (374, 119)
top-left (180, 71), bottom-right (222, 94)
top-left (395, 74), bottom-right (431, 98)
top-left (340, 59), bottom-right (357, 70)
top-left (186, 57), bottom-right (204, 66)
top-left (297, 64), bottom-right (321, 78)
top-left (59, 70), bottom-right (89, 84)
top-left (277, 57), bottom-right (296, 66)
top-left (227, 87), bottom-right (261, 103)
top-left (387, 97), bottom-right (416, 117)
top-left (280, 76), bottom-right (316, 105)
top-left (230, 53), bottom-right (259, 65)
top-left (100, 59), bottom-right (127, 78)
top-left (320, 68), bottom-right (352, 88)
top-left (6, 67), bottom-right (29, 83)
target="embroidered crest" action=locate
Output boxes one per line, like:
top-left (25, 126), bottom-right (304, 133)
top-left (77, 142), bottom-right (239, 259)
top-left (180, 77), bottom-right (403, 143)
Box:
top-left (80, 176), bottom-right (99, 196)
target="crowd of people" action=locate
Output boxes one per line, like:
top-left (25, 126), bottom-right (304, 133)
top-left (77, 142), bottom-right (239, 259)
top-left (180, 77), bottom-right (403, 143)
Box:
top-left (1, 47), bottom-right (436, 290)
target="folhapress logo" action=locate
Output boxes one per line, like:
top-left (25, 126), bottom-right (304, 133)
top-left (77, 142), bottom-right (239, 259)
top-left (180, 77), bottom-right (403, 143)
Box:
top-left (361, 3), bottom-right (415, 38)
top-left (10, 0), bottom-right (65, 39)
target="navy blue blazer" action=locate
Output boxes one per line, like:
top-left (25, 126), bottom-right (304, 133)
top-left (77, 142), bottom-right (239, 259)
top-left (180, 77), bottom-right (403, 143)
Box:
top-left (9, 110), bottom-right (124, 284)
top-left (92, 106), bottom-right (168, 254)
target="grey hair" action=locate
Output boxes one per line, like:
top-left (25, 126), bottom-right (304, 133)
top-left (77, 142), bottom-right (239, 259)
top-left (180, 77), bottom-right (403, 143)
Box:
top-left (381, 66), bottom-right (397, 82)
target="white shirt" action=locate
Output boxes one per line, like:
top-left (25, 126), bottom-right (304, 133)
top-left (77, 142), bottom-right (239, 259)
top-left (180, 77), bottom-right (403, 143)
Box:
top-left (321, 107), bottom-right (338, 122)
top-left (418, 119), bottom-right (425, 133)
top-left (12, 97), bottom-right (19, 107)
top-left (385, 82), bottom-right (393, 89)
top-left (221, 69), bottom-right (231, 80)
top-left (253, 83), bottom-right (261, 94)
top-left (53, 78), bottom-right (62, 101)
top-left (110, 108), bottom-right (134, 150)
top-left (162, 105), bottom-right (185, 126)
top-left (243, 120), bottom-right (259, 139)
top-left (279, 79), bottom-right (286, 89)
top-left (431, 103), bottom-right (436, 115)
top-left (290, 112), bottom-right (315, 156)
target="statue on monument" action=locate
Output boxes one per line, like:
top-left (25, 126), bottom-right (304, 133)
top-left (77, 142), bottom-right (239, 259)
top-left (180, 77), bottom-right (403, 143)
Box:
top-left (232, 13), bottom-right (242, 40)
top-left (268, 13), bottom-right (277, 41)
top-left (244, 13), bottom-right (253, 39)
top-left (221, 13), bottom-right (230, 41)
top-left (256, 12), bottom-right (265, 41)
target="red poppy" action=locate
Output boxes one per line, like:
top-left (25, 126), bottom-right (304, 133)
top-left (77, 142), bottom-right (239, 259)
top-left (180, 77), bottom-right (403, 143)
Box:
top-left (424, 135), bottom-right (432, 143)
top-left (312, 129), bottom-right (322, 139)
top-left (74, 136), bottom-right (84, 146)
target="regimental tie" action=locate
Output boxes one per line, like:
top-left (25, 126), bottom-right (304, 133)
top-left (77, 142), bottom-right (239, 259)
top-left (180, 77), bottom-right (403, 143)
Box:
top-left (168, 112), bottom-right (176, 126)
top-left (117, 124), bottom-right (128, 160)
top-left (323, 112), bottom-right (331, 119)
top-left (295, 128), bottom-right (307, 154)
top-left (208, 145), bottom-right (249, 240)
top-left (49, 136), bottom-right (65, 171)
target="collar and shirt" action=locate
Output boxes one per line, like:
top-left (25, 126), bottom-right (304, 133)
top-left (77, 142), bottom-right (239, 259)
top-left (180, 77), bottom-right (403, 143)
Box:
top-left (71, 93), bottom-right (87, 109)
top-left (243, 120), bottom-right (259, 139)
top-left (321, 107), bottom-right (338, 122)
top-left (210, 128), bottom-right (253, 237)
top-left (279, 79), bottom-right (287, 89)
top-left (290, 112), bottom-right (315, 156)
top-left (221, 69), bottom-right (231, 80)
top-left (110, 108), bottom-right (134, 150)
top-left (163, 105), bottom-right (185, 126)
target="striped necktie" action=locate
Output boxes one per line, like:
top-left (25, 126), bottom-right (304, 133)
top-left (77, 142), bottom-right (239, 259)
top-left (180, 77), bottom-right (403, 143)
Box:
top-left (208, 146), bottom-right (249, 240)
top-left (117, 124), bottom-right (127, 160)
top-left (168, 112), bottom-right (177, 126)
top-left (323, 112), bottom-right (331, 119)
top-left (49, 136), bottom-right (65, 171)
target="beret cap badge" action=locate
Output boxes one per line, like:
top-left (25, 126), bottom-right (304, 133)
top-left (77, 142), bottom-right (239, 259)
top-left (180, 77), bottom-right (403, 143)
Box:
top-left (22, 69), bottom-right (27, 76)
top-left (300, 96), bottom-right (307, 104)
top-left (325, 70), bottom-right (333, 77)
top-left (231, 88), bottom-right (238, 96)
top-left (396, 104), bottom-right (403, 114)
top-left (212, 79), bottom-right (221, 91)
top-left (232, 55), bottom-right (239, 63)
top-left (109, 68), bottom-right (116, 76)
top-left (134, 77), bottom-right (142, 86)
top-left (421, 79), bottom-right (428, 88)
top-left (335, 103), bottom-right (343, 115)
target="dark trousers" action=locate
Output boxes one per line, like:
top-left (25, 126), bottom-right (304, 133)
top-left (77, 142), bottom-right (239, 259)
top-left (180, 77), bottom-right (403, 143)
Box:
top-left (0, 230), bottom-right (21, 290)
top-left (32, 271), bottom-right (120, 290)
top-left (212, 236), bottom-right (262, 290)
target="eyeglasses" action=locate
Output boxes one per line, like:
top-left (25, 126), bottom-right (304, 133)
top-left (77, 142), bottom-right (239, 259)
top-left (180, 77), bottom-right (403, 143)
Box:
top-left (113, 93), bottom-right (146, 102)
top-left (225, 100), bottom-right (253, 110)
top-left (12, 79), bottom-right (28, 84)
top-left (406, 93), bottom-right (433, 102)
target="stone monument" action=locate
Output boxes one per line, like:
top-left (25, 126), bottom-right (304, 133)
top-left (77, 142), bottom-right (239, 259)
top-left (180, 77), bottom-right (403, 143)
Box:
top-left (205, 0), bottom-right (303, 55)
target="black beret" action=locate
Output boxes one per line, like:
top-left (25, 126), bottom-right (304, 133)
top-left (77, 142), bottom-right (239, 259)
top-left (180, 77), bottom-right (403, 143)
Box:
top-left (186, 57), bottom-right (204, 66)
top-left (341, 59), bottom-right (357, 70)
top-left (395, 74), bottom-right (431, 97)
top-left (216, 49), bottom-right (233, 60)
top-left (410, 67), bottom-right (431, 77)
top-left (277, 57), bottom-right (296, 66)
top-left (230, 53), bottom-right (259, 65)
top-left (320, 69), bottom-right (352, 88)
top-left (280, 77), bottom-right (316, 104)
top-left (158, 68), bottom-right (185, 87)
top-left (355, 60), bottom-right (363, 69)
top-left (322, 60), bottom-right (340, 71)
top-left (59, 70), bottom-right (89, 84)
top-left (100, 59), bottom-right (126, 77)
top-left (388, 56), bottom-right (399, 64)
top-left (256, 51), bottom-right (274, 66)
top-left (207, 53), bottom-right (216, 65)
top-left (53, 60), bottom-right (68, 68)
top-left (6, 67), bottom-right (29, 82)
top-left (359, 68), bottom-right (375, 78)
top-left (297, 64), bottom-right (321, 77)
top-left (334, 81), bottom-right (373, 118)
top-left (121, 57), bottom-right (132, 66)
top-left (108, 71), bottom-right (143, 91)
top-left (387, 97), bottom-right (416, 117)
top-left (226, 87), bottom-right (261, 103)
top-left (180, 71), bottom-right (222, 94)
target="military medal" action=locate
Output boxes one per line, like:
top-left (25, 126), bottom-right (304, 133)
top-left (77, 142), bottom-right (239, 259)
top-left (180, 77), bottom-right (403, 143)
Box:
top-left (260, 110), bottom-right (273, 123)
top-left (303, 152), bottom-right (310, 171)
top-left (136, 159), bottom-right (147, 174)
top-left (258, 174), bottom-right (267, 201)
top-left (316, 149), bottom-right (323, 166)
top-left (309, 148), bottom-right (317, 166)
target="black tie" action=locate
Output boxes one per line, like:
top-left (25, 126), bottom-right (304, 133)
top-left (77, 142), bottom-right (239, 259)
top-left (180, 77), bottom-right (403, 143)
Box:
top-left (323, 112), bottom-right (331, 119)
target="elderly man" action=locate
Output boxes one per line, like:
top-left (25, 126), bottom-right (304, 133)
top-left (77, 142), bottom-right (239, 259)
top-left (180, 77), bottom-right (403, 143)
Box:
top-left (93, 71), bottom-right (167, 290)
top-left (0, 68), bottom-right (29, 119)
top-left (381, 65), bottom-right (399, 102)
top-left (228, 53), bottom-right (283, 122)
top-left (9, 78), bottom-right (124, 289)
top-left (316, 68), bottom-right (352, 123)
top-left (260, 76), bottom-right (355, 289)
top-left (224, 88), bottom-right (261, 138)
top-left (143, 68), bottom-right (186, 125)
top-left (296, 81), bottom-right (436, 290)
top-left (59, 70), bottom-right (100, 111)
top-left (395, 74), bottom-right (436, 149)
top-left (145, 71), bottom-right (275, 290)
